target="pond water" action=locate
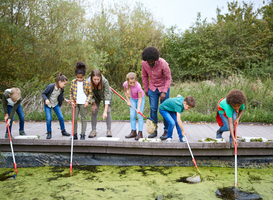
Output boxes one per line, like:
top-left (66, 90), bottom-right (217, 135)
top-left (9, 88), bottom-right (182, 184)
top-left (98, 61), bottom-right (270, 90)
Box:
top-left (0, 166), bottom-right (272, 199)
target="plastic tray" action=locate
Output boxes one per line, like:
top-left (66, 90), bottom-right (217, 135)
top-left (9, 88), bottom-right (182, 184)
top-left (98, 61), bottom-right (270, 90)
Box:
top-left (200, 138), bottom-right (227, 143)
top-left (138, 138), bottom-right (161, 142)
top-left (97, 137), bottom-right (120, 141)
top-left (14, 135), bottom-right (39, 139)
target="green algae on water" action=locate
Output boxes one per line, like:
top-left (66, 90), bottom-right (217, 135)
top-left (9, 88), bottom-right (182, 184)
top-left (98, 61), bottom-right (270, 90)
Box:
top-left (0, 166), bottom-right (272, 199)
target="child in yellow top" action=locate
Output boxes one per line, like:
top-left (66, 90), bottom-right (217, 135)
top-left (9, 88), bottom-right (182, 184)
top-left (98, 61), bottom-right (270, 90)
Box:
top-left (69, 61), bottom-right (92, 140)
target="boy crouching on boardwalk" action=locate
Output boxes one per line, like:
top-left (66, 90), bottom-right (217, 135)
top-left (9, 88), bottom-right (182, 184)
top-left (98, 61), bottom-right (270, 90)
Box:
top-left (2, 88), bottom-right (27, 138)
top-left (159, 95), bottom-right (195, 143)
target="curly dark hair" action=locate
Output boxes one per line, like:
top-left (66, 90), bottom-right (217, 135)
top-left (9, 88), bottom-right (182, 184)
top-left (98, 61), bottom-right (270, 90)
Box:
top-left (142, 46), bottom-right (160, 61)
top-left (75, 61), bottom-right (86, 76)
top-left (226, 89), bottom-right (247, 106)
top-left (185, 96), bottom-right (196, 108)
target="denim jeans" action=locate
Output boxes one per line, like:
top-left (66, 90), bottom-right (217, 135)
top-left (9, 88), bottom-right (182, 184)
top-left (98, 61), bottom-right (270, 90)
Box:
top-left (44, 104), bottom-right (65, 132)
top-left (148, 88), bottom-right (170, 131)
top-left (6, 105), bottom-right (25, 133)
top-left (159, 109), bottom-right (183, 139)
top-left (130, 96), bottom-right (145, 131)
top-left (219, 110), bottom-right (236, 142)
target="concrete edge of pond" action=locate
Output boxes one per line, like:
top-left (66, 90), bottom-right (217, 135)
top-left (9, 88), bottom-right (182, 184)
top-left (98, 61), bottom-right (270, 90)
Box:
top-left (1, 152), bottom-right (273, 169)
top-left (1, 139), bottom-right (273, 157)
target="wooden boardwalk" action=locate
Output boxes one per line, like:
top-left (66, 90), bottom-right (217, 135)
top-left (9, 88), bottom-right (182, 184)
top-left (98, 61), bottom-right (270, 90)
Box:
top-left (0, 120), bottom-right (272, 142)
top-left (1, 121), bottom-right (273, 168)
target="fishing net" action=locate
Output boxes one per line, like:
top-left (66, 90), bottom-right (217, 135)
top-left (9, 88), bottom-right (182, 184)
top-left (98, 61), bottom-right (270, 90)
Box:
top-left (146, 119), bottom-right (157, 134)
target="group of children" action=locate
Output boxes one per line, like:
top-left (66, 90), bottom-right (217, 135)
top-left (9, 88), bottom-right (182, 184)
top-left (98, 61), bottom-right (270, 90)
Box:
top-left (2, 64), bottom-right (247, 145)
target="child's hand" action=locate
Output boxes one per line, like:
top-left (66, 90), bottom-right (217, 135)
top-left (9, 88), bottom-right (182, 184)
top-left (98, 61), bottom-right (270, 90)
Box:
top-left (136, 108), bottom-right (140, 114)
top-left (6, 119), bottom-right (11, 126)
top-left (66, 100), bottom-right (71, 104)
top-left (233, 138), bottom-right (237, 146)
top-left (45, 99), bottom-right (50, 105)
top-left (234, 119), bottom-right (240, 126)
top-left (84, 102), bottom-right (89, 108)
top-left (103, 111), bottom-right (107, 120)
top-left (4, 114), bottom-right (8, 121)
top-left (92, 104), bottom-right (98, 113)
top-left (182, 131), bottom-right (186, 137)
top-left (127, 101), bottom-right (132, 106)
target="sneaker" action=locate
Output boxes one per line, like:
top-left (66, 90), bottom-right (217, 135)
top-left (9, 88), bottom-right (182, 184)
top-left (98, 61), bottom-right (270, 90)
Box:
top-left (216, 129), bottom-right (223, 139)
top-left (179, 138), bottom-right (186, 143)
top-left (88, 130), bottom-right (97, 138)
top-left (160, 131), bottom-right (168, 140)
top-left (106, 130), bottom-right (112, 137)
top-left (166, 138), bottom-right (172, 143)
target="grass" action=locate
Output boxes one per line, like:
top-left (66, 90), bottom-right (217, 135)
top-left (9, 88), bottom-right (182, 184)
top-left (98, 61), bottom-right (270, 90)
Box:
top-left (0, 75), bottom-right (272, 123)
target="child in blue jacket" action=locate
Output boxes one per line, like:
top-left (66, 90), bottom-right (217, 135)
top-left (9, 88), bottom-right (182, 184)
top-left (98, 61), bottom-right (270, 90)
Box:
top-left (42, 73), bottom-right (71, 139)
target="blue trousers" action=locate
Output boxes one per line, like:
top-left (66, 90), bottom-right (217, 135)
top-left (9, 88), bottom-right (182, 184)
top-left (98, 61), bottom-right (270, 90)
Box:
top-left (44, 104), bottom-right (65, 132)
top-left (148, 88), bottom-right (170, 131)
top-left (219, 110), bottom-right (236, 142)
top-left (159, 109), bottom-right (183, 139)
top-left (6, 105), bottom-right (25, 133)
top-left (130, 96), bottom-right (145, 131)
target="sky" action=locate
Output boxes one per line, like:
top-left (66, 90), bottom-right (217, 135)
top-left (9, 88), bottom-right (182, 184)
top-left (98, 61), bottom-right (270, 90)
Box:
top-left (89, 0), bottom-right (267, 31)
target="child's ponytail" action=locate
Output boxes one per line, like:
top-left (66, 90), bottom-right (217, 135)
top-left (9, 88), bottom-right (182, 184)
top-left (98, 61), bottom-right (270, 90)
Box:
top-left (75, 61), bottom-right (86, 76)
top-left (56, 72), bottom-right (68, 91)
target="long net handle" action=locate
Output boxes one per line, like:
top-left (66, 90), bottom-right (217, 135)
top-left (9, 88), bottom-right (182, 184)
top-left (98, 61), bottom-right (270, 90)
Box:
top-left (235, 122), bottom-right (238, 187)
top-left (70, 101), bottom-right (75, 176)
top-left (185, 135), bottom-right (199, 171)
top-left (6, 120), bottom-right (17, 174)
top-left (110, 87), bottom-right (147, 119)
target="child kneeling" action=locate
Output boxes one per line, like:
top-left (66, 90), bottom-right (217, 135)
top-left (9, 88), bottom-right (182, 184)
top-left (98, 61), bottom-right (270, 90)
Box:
top-left (159, 95), bottom-right (195, 142)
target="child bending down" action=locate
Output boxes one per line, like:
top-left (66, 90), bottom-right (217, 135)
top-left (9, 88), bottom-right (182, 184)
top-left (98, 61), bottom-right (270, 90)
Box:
top-left (42, 73), bottom-right (71, 139)
top-left (216, 89), bottom-right (247, 145)
top-left (123, 72), bottom-right (145, 140)
top-left (2, 88), bottom-right (27, 138)
top-left (159, 95), bottom-right (195, 143)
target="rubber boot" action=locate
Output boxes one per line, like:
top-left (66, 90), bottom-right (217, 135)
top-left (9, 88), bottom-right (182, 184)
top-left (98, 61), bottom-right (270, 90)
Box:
top-left (61, 129), bottom-right (71, 136)
top-left (73, 134), bottom-right (78, 140)
top-left (19, 130), bottom-right (27, 136)
top-left (46, 131), bottom-right (52, 139)
top-left (135, 131), bottom-right (143, 140)
top-left (125, 130), bottom-right (137, 138)
top-left (148, 130), bottom-right (157, 138)
top-left (80, 134), bottom-right (85, 140)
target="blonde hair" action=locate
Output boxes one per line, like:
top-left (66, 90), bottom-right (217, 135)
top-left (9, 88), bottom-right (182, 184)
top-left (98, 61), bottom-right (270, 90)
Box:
top-left (126, 72), bottom-right (137, 95)
top-left (10, 88), bottom-right (21, 102)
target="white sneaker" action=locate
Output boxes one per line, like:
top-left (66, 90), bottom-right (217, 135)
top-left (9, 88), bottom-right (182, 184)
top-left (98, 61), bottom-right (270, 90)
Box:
top-left (166, 138), bottom-right (172, 143)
